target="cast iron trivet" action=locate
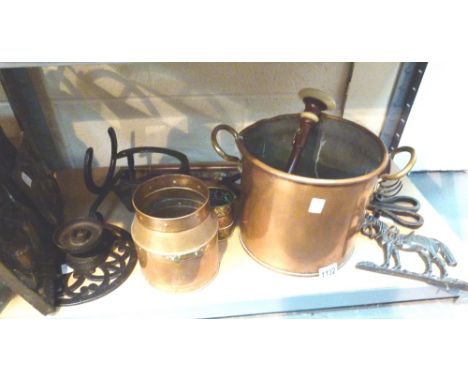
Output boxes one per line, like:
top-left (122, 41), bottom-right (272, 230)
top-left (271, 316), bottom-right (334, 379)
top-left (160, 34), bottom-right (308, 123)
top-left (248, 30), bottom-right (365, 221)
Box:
top-left (0, 184), bottom-right (58, 315)
top-left (55, 222), bottom-right (137, 306)
top-left (0, 125), bottom-right (63, 227)
top-left (1, 125), bottom-right (62, 315)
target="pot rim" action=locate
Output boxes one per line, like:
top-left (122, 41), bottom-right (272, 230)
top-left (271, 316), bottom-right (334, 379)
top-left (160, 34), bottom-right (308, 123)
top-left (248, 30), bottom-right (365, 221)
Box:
top-left (237, 113), bottom-right (390, 186)
top-left (132, 174), bottom-right (211, 232)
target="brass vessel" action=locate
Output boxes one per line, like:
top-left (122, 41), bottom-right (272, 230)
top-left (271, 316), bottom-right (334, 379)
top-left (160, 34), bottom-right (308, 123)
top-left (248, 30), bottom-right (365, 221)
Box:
top-left (208, 183), bottom-right (236, 240)
top-left (131, 174), bottom-right (219, 292)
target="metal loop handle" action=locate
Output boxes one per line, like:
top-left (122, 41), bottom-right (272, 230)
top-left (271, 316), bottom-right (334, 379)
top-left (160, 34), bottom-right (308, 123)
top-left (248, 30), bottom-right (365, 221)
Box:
top-left (380, 146), bottom-right (417, 181)
top-left (117, 146), bottom-right (190, 178)
top-left (84, 127), bottom-right (118, 194)
top-left (211, 124), bottom-right (241, 163)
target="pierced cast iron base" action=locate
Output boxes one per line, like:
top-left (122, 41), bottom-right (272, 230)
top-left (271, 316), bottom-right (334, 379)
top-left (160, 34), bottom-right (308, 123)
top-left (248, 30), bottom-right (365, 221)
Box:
top-left (56, 224), bottom-right (137, 306)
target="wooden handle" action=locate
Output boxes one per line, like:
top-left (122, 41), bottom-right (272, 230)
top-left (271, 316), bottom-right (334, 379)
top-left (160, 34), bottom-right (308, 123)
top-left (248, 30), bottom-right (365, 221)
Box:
top-left (286, 89), bottom-right (336, 173)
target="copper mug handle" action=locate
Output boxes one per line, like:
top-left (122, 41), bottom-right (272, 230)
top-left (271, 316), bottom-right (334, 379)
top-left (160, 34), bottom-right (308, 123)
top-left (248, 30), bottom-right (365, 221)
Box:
top-left (380, 146), bottom-right (417, 181)
top-left (211, 124), bottom-right (242, 165)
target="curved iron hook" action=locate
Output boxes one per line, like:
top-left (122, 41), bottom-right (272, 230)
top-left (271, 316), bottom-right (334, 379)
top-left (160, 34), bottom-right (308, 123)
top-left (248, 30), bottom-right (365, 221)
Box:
top-left (84, 127), bottom-right (118, 194)
top-left (116, 146), bottom-right (190, 178)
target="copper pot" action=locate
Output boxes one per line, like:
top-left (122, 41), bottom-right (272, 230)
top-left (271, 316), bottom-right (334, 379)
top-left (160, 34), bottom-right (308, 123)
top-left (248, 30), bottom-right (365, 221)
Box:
top-left (131, 174), bottom-right (219, 292)
top-left (211, 89), bottom-right (415, 276)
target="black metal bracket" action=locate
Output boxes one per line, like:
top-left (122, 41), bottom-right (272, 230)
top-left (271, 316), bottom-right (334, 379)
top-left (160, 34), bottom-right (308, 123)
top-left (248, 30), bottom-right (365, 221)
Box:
top-left (0, 67), bottom-right (67, 170)
top-left (380, 62), bottom-right (428, 151)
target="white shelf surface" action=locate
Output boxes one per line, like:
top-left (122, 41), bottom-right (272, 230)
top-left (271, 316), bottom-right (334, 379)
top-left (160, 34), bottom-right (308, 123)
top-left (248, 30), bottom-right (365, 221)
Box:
top-left (2, 172), bottom-right (468, 318)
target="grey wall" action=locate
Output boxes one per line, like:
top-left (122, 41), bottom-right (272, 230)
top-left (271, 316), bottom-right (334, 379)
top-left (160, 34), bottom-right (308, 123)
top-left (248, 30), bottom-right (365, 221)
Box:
top-left (1, 62), bottom-right (404, 170)
top-left (39, 63), bottom-right (352, 168)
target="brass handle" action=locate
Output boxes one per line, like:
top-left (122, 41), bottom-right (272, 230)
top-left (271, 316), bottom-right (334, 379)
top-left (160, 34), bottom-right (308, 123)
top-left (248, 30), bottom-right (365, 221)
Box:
top-left (380, 146), bottom-right (417, 181)
top-left (211, 124), bottom-right (241, 163)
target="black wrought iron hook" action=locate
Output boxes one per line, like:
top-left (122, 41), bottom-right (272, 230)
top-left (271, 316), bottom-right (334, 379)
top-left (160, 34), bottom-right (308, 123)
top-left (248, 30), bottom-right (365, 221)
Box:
top-left (116, 146), bottom-right (190, 180)
top-left (84, 127), bottom-right (118, 194)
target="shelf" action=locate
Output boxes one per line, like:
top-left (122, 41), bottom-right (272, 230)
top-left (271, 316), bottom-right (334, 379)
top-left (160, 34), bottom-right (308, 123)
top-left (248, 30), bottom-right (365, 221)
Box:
top-left (2, 167), bottom-right (468, 318)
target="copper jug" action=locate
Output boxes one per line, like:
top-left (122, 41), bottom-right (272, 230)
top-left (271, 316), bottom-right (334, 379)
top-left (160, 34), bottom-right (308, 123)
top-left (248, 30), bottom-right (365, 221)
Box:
top-left (131, 174), bottom-right (219, 291)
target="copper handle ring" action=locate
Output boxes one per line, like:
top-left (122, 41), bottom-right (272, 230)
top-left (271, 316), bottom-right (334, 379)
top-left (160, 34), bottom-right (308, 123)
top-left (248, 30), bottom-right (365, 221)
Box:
top-left (380, 146), bottom-right (417, 181)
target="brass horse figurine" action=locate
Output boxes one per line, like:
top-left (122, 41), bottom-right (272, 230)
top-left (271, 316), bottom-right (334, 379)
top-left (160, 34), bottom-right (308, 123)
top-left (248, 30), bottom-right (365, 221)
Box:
top-left (361, 214), bottom-right (457, 278)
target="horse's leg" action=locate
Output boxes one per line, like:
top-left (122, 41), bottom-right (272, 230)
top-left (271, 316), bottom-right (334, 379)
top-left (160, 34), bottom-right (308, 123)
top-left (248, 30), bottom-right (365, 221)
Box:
top-left (427, 247), bottom-right (449, 278)
top-left (382, 243), bottom-right (392, 268)
top-left (415, 248), bottom-right (432, 276)
top-left (391, 246), bottom-right (401, 270)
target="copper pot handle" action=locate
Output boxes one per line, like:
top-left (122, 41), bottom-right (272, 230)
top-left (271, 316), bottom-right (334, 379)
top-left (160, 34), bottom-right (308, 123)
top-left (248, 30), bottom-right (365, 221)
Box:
top-left (211, 124), bottom-right (241, 163)
top-left (380, 146), bottom-right (417, 181)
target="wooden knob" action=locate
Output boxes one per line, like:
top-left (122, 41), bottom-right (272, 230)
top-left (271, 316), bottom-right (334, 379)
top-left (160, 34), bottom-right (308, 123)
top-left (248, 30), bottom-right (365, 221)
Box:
top-left (298, 88), bottom-right (336, 111)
